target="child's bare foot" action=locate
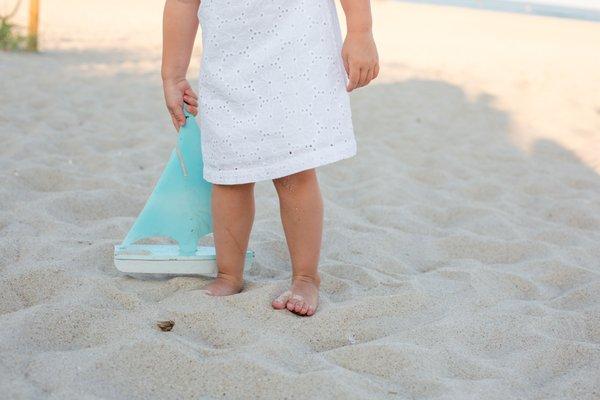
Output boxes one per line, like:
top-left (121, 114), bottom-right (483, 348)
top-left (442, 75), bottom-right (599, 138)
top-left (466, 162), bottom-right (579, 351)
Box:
top-left (272, 274), bottom-right (320, 316)
top-left (201, 272), bottom-right (243, 296)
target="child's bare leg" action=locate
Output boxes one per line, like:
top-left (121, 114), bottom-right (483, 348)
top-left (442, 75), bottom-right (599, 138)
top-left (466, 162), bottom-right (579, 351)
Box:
top-left (202, 182), bottom-right (255, 296)
top-left (271, 169), bottom-right (322, 316)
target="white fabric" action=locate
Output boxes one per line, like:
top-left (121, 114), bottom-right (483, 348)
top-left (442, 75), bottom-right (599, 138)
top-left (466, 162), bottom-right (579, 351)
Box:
top-left (197, 0), bottom-right (356, 184)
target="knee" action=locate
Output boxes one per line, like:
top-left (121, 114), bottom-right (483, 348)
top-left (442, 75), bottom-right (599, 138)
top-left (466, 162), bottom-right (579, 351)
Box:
top-left (272, 169), bottom-right (316, 194)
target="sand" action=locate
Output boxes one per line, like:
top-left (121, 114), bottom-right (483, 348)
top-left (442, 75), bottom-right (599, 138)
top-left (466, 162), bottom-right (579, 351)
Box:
top-left (1, 0), bottom-right (600, 398)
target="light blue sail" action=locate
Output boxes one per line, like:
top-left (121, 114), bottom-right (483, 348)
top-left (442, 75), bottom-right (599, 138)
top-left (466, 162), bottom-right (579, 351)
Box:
top-left (114, 109), bottom-right (254, 275)
top-left (120, 109), bottom-right (212, 255)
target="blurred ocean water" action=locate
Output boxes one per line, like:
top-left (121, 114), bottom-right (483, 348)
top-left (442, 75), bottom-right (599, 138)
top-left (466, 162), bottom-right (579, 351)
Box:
top-left (398, 0), bottom-right (600, 21)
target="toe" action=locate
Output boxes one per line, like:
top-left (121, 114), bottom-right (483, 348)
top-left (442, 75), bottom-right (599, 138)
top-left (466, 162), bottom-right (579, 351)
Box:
top-left (294, 301), bottom-right (303, 313)
top-left (300, 303), bottom-right (309, 315)
top-left (286, 299), bottom-right (297, 311)
top-left (272, 290), bottom-right (292, 309)
top-left (272, 300), bottom-right (284, 309)
top-left (307, 306), bottom-right (315, 316)
top-left (290, 294), bottom-right (304, 314)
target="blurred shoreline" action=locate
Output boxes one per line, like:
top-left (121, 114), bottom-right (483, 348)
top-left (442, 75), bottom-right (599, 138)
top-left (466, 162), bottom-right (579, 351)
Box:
top-left (397, 0), bottom-right (600, 21)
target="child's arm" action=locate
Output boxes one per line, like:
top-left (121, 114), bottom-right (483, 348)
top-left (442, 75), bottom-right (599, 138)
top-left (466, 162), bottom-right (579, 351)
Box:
top-left (339, 0), bottom-right (379, 92)
top-left (162, 0), bottom-right (201, 130)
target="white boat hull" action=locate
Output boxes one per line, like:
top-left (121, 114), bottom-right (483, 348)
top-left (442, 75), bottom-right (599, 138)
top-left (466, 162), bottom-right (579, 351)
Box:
top-left (114, 244), bottom-right (254, 276)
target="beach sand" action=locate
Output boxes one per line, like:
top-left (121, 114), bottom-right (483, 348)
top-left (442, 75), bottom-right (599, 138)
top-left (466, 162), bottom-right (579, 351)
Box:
top-left (1, 0), bottom-right (600, 398)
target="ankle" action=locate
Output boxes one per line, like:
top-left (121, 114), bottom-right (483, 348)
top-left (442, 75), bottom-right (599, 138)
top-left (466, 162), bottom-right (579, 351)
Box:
top-left (216, 271), bottom-right (244, 288)
top-left (292, 272), bottom-right (320, 287)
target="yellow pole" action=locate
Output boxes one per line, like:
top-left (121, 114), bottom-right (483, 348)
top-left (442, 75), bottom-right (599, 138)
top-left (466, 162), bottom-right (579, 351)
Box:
top-left (27, 0), bottom-right (39, 51)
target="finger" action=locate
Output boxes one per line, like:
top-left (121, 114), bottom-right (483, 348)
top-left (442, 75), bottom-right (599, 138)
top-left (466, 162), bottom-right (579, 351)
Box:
top-left (343, 53), bottom-right (350, 76)
top-left (169, 104), bottom-right (185, 128)
top-left (183, 94), bottom-right (198, 107)
top-left (187, 106), bottom-right (198, 116)
top-left (358, 67), bottom-right (369, 88)
top-left (363, 67), bottom-right (374, 88)
top-left (170, 115), bottom-right (180, 131)
top-left (373, 63), bottom-right (380, 80)
top-left (184, 87), bottom-right (198, 99)
top-left (347, 64), bottom-right (360, 92)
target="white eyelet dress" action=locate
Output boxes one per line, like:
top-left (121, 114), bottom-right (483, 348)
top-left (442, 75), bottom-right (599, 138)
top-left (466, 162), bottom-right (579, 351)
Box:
top-left (197, 0), bottom-right (356, 184)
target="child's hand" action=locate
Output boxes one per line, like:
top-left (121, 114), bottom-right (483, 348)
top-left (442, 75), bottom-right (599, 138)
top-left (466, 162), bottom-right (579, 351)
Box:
top-left (163, 78), bottom-right (199, 130)
top-left (342, 31), bottom-right (379, 92)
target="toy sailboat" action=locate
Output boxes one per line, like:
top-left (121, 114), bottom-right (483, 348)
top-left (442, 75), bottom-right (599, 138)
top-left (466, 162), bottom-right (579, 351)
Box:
top-left (114, 109), bottom-right (254, 276)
